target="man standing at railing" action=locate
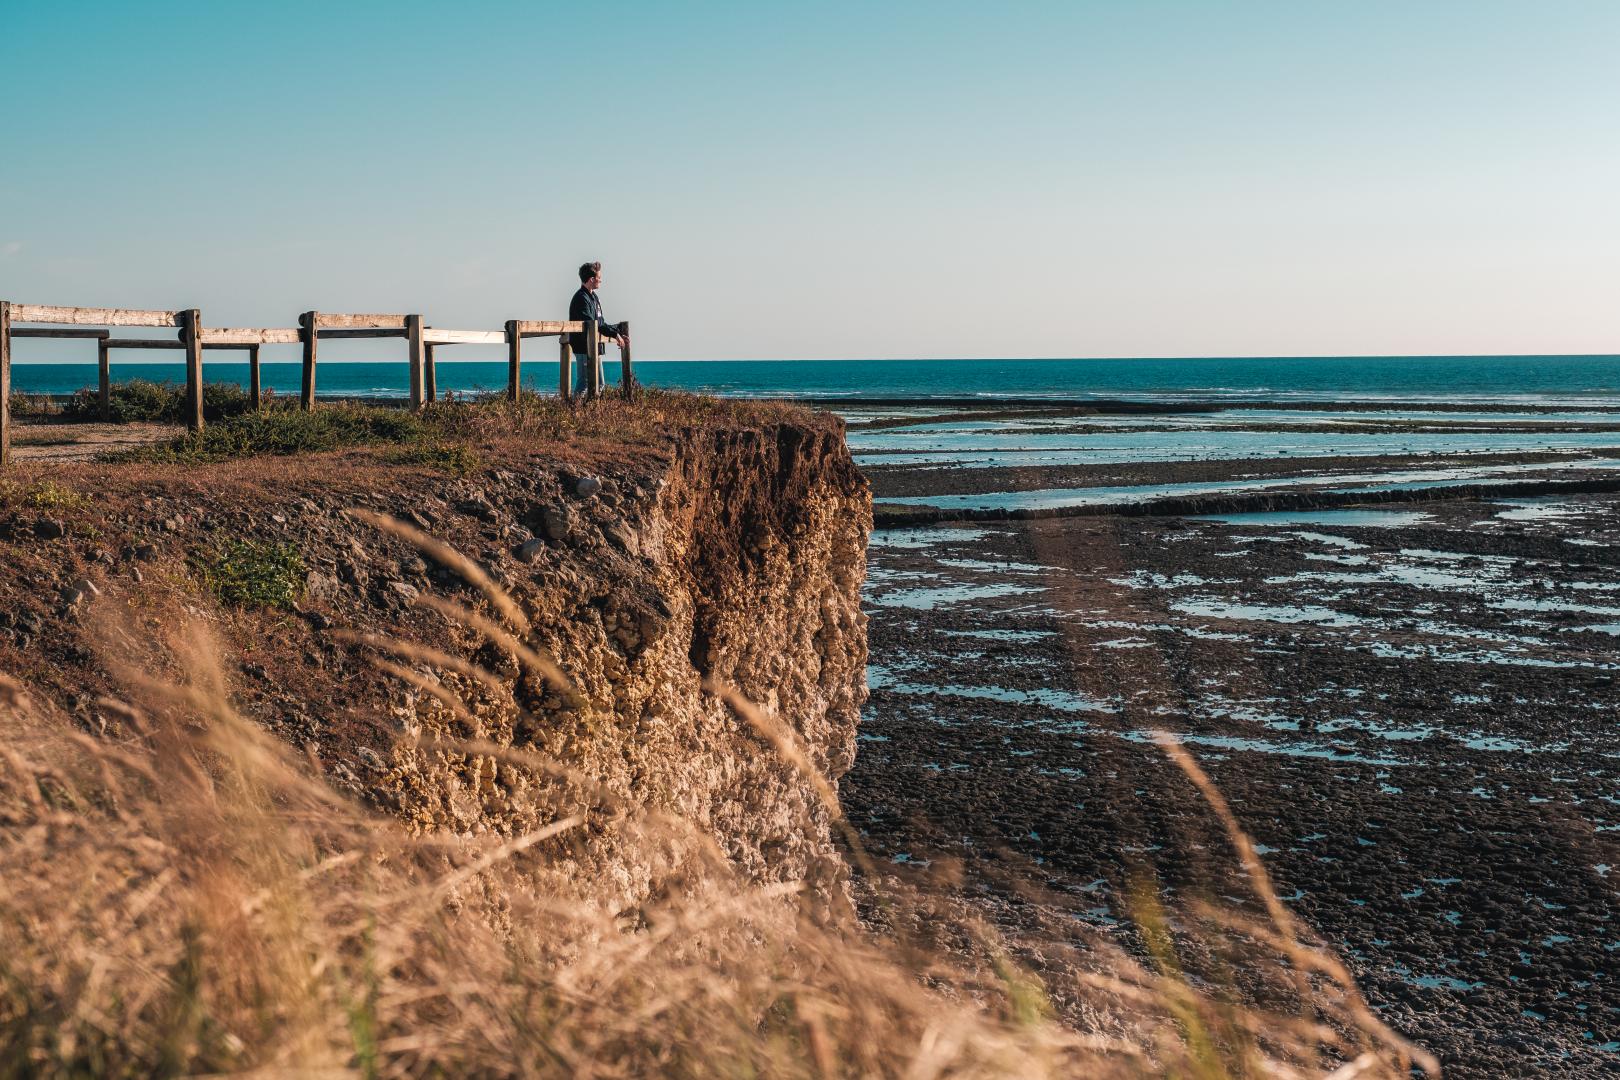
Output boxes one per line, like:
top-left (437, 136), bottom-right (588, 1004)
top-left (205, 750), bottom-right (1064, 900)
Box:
top-left (569, 262), bottom-right (626, 398)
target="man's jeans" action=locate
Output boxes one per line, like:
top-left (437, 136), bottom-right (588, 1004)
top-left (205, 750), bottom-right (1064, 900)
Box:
top-left (573, 353), bottom-right (593, 397)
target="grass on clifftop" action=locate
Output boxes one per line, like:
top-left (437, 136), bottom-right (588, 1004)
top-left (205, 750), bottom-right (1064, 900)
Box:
top-left (194, 539), bottom-right (306, 610)
top-left (65, 380), bottom-right (261, 424)
top-left (9, 381), bottom-right (262, 424)
top-left (0, 478), bottom-right (91, 514)
top-left (111, 388), bottom-right (821, 466)
top-left (123, 404), bottom-right (431, 463)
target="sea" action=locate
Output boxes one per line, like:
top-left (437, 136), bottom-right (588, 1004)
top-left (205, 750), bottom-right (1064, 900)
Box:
top-left (9, 355), bottom-right (1620, 406)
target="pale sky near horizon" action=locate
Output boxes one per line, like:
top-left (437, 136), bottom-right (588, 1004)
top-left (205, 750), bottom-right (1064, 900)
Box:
top-left (2, 1), bottom-right (1617, 361)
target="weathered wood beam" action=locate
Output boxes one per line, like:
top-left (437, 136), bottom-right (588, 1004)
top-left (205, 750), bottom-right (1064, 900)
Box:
top-left (103, 338), bottom-right (183, 349)
top-left (182, 309), bottom-right (204, 433)
top-left (98, 338), bottom-right (111, 420)
top-left (103, 338), bottom-right (254, 351)
top-left (618, 321), bottom-right (635, 400)
top-left (516, 320), bottom-right (586, 337)
top-left (558, 335), bottom-right (571, 403)
top-left (249, 345), bottom-right (262, 411)
top-left (299, 312), bottom-right (317, 411)
top-left (314, 327), bottom-right (408, 339)
top-left (422, 328), bottom-right (506, 346)
top-left (11, 328), bottom-right (111, 340)
top-left (505, 320), bottom-right (521, 402)
top-left (313, 313), bottom-right (408, 330)
top-left (1, 302), bottom-right (12, 467)
top-left (202, 327), bottom-right (302, 345)
top-left (407, 314), bottom-right (425, 411)
top-left (424, 344), bottom-right (437, 403)
top-left (11, 304), bottom-right (182, 328)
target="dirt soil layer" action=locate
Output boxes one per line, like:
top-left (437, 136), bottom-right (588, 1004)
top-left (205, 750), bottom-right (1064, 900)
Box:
top-left (843, 492), bottom-right (1620, 1078)
top-left (10, 419), bottom-right (180, 460)
top-left (0, 402), bottom-right (870, 919)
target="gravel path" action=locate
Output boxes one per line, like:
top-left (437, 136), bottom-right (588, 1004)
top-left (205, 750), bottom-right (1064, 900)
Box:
top-left (10, 420), bottom-right (179, 461)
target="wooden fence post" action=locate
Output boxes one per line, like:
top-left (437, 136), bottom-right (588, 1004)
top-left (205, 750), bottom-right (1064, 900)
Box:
top-left (584, 321), bottom-right (601, 401)
top-left (558, 335), bottom-right (572, 403)
top-left (0, 301), bottom-right (11, 468)
top-left (505, 320), bottom-right (521, 401)
top-left (618, 320), bottom-right (635, 399)
top-left (299, 311), bottom-right (317, 410)
top-left (98, 337), bottom-right (111, 419)
top-left (182, 308), bottom-right (204, 433)
top-left (424, 344), bottom-right (437, 403)
top-left (407, 314), bottom-right (425, 411)
top-left (248, 345), bottom-right (262, 410)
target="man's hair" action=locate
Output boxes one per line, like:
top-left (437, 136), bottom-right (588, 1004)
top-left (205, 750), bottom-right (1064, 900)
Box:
top-left (578, 261), bottom-right (602, 284)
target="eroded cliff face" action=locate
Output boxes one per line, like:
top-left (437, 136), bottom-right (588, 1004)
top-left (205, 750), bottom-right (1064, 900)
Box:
top-left (382, 421), bottom-right (871, 912)
top-left (0, 407), bottom-right (869, 915)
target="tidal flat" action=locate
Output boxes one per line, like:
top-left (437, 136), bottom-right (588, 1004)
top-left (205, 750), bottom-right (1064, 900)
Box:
top-left (843, 403), bottom-right (1620, 1079)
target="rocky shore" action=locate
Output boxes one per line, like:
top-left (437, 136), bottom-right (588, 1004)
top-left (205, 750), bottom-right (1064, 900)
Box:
top-left (843, 403), bottom-right (1620, 1078)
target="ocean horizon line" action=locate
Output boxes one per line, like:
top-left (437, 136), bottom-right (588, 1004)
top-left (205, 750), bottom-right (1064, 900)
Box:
top-left (11, 355), bottom-right (1620, 407)
top-left (8, 352), bottom-right (1620, 367)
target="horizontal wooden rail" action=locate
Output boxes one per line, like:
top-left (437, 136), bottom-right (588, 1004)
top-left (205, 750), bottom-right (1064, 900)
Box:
top-left (314, 327), bottom-right (407, 340)
top-left (103, 338), bottom-right (183, 350)
top-left (516, 320), bottom-right (585, 337)
top-left (312, 313), bottom-right (408, 330)
top-left (202, 327), bottom-right (302, 345)
top-left (11, 328), bottom-right (111, 340)
top-left (12, 304), bottom-right (182, 328)
top-left (105, 337), bottom-right (257, 352)
top-left (1, 299), bottom-right (636, 466)
top-left (423, 328), bottom-right (506, 346)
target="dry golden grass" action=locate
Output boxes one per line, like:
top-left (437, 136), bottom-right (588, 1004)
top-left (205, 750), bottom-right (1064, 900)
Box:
top-left (0, 517), bottom-right (1436, 1079)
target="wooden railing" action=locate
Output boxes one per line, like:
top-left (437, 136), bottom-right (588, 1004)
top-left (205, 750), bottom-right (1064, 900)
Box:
top-left (0, 300), bottom-right (633, 466)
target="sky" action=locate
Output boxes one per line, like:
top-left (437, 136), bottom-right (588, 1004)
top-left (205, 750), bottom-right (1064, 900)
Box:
top-left (2, 0), bottom-right (1618, 361)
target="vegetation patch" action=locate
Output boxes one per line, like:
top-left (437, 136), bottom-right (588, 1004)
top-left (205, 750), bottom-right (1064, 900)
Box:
top-left (88, 389), bottom-right (821, 466)
top-left (61, 380), bottom-right (258, 424)
top-left (0, 479), bottom-right (90, 513)
top-left (427, 388), bottom-right (814, 444)
top-left (7, 392), bottom-right (55, 419)
top-left (382, 441), bottom-right (484, 475)
top-left (123, 406), bottom-right (429, 464)
top-left (195, 540), bottom-right (306, 610)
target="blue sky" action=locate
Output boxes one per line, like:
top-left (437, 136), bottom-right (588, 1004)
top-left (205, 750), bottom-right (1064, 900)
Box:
top-left (3, 1), bottom-right (1617, 360)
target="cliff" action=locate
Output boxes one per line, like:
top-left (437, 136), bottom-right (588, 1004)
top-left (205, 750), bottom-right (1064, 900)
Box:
top-left (0, 399), bottom-right (871, 913)
top-left (0, 401), bottom-right (1437, 1078)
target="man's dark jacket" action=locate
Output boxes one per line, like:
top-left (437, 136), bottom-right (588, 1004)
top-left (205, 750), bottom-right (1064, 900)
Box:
top-left (569, 287), bottom-right (618, 355)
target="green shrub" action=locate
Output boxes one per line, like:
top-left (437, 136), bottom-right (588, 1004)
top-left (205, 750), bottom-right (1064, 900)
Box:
top-left (7, 392), bottom-right (54, 418)
top-left (62, 380), bottom-right (256, 424)
top-left (123, 406), bottom-right (429, 464)
top-left (62, 380), bottom-right (173, 422)
top-left (196, 540), bottom-right (306, 610)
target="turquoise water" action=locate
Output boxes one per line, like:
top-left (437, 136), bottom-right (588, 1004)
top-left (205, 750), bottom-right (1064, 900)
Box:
top-left (9, 355), bottom-right (1620, 404)
top-left (848, 429), bottom-right (1620, 467)
top-left (879, 459), bottom-right (1620, 512)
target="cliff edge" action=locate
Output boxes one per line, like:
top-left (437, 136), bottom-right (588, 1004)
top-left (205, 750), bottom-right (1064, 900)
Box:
top-left (0, 398), bottom-right (870, 912)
